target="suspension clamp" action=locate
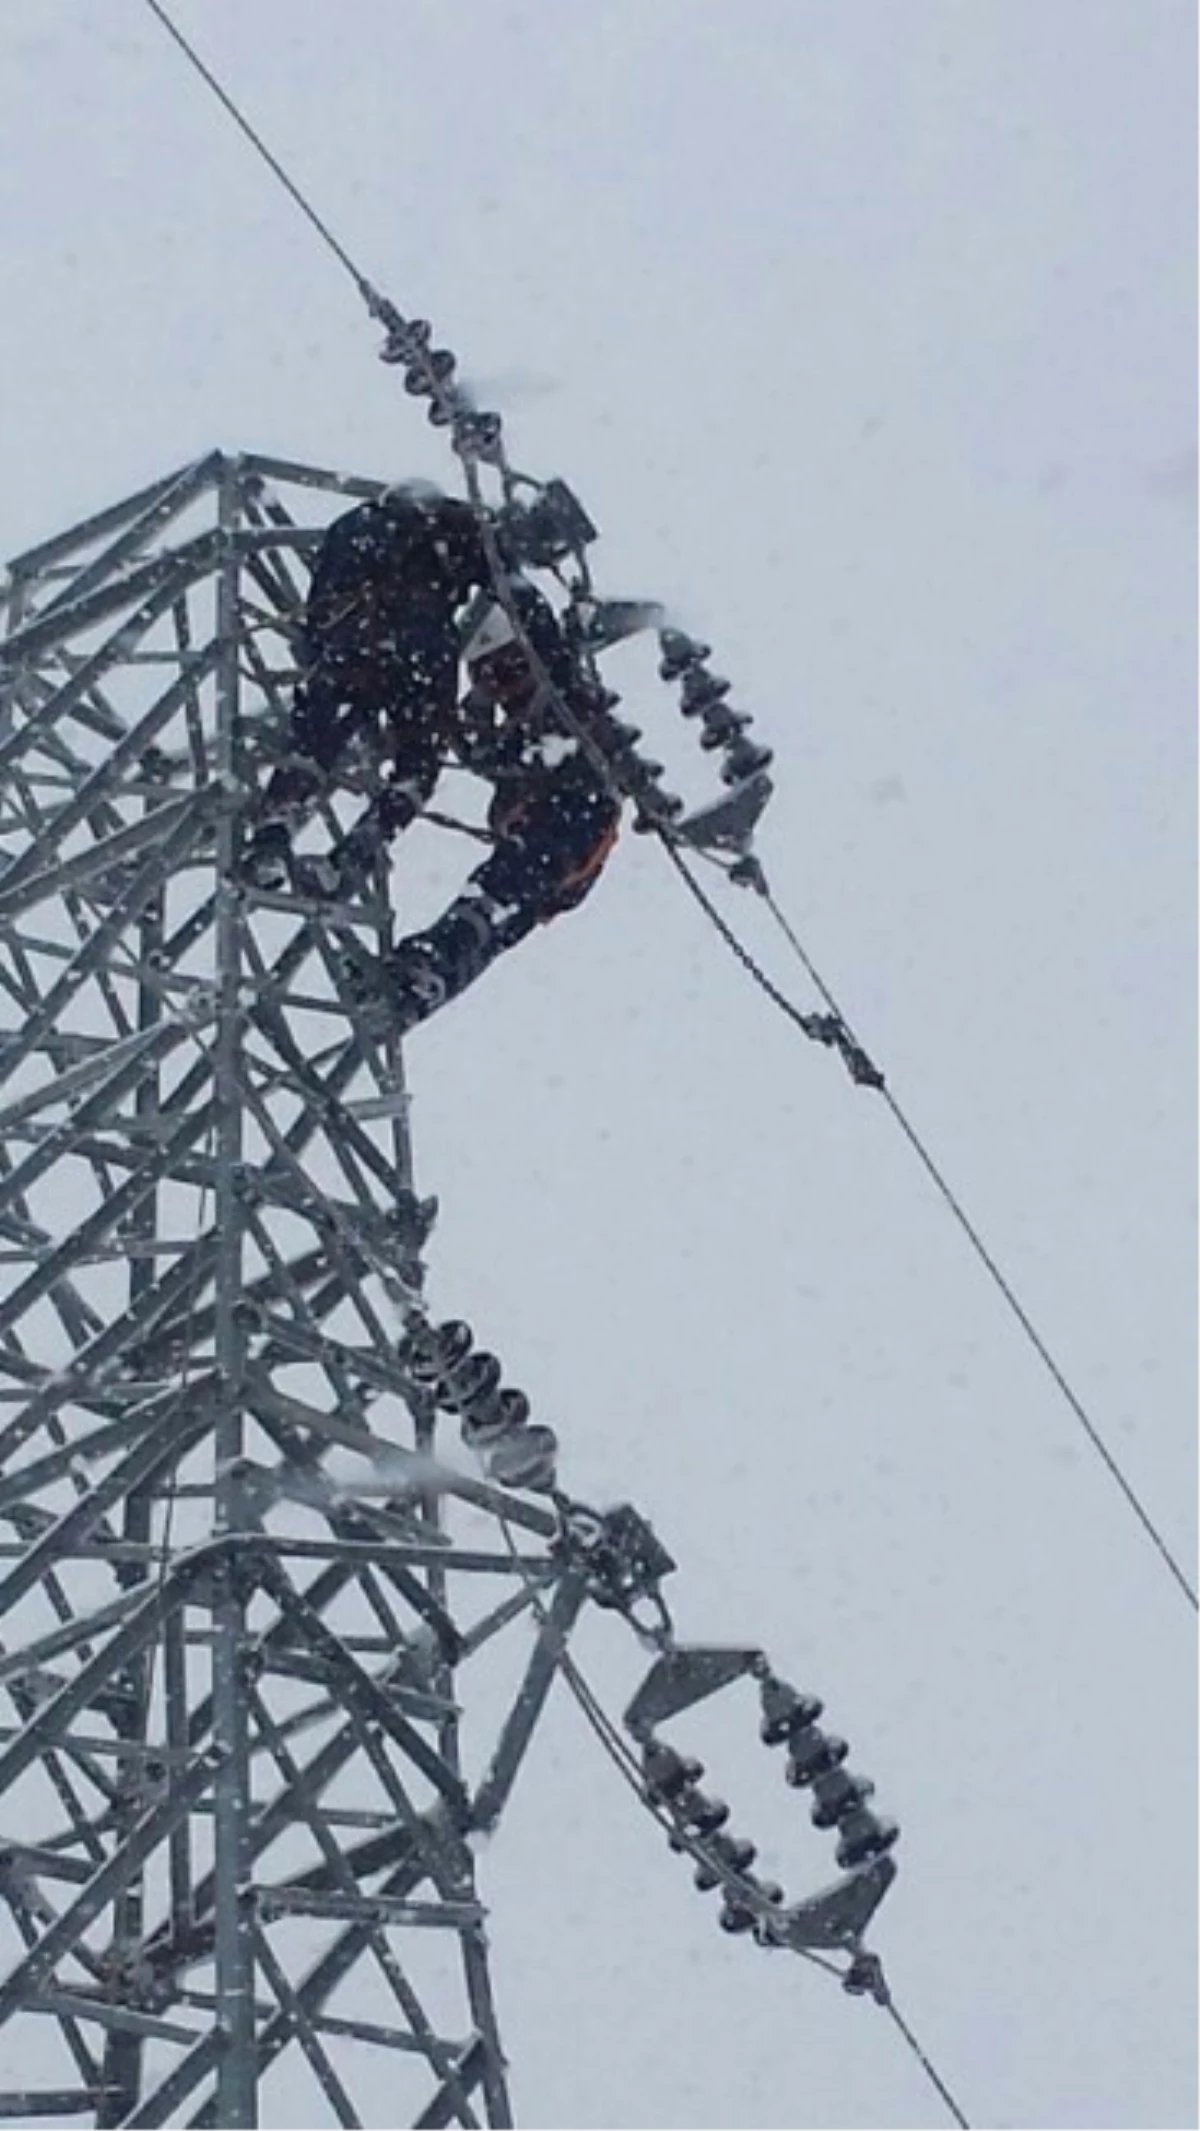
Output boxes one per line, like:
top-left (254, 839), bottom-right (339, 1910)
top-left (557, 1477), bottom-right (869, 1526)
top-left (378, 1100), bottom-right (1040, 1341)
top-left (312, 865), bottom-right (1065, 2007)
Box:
top-left (802, 1011), bottom-right (885, 1089)
top-left (552, 1497), bottom-right (676, 1639)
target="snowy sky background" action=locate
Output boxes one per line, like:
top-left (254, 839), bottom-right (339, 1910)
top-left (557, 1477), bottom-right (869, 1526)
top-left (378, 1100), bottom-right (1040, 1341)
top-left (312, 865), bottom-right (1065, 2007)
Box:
top-left (1, 3), bottom-right (1196, 2127)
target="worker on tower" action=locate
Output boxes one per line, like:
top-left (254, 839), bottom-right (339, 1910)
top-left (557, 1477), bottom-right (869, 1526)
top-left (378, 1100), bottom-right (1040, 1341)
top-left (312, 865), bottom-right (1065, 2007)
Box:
top-left (241, 482), bottom-right (491, 893)
top-left (339, 576), bottom-right (624, 1034)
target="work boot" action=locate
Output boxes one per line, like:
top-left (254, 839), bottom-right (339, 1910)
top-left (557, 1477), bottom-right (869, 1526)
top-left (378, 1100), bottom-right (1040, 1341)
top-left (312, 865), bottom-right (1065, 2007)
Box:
top-left (381, 941), bottom-right (450, 1026)
top-left (339, 892), bottom-right (515, 1038)
top-left (338, 938), bottom-right (445, 1040)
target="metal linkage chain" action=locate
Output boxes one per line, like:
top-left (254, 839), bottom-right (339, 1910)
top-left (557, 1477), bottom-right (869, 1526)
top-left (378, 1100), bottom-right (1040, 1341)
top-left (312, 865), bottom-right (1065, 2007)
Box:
top-left (357, 284), bottom-right (770, 854)
top-left (396, 1313), bottom-right (559, 1493)
top-left (625, 1643), bottom-right (899, 1986)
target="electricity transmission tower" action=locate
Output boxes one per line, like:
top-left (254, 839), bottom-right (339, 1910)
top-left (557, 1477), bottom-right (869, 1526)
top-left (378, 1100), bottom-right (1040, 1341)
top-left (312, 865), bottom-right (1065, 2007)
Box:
top-left (0, 450), bottom-right (605, 2129)
top-left (0, 451), bottom-right (897, 2130)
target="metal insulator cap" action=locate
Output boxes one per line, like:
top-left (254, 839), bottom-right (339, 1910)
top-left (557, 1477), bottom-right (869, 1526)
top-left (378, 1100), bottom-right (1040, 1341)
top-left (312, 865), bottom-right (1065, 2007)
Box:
top-left (680, 669), bottom-right (732, 711)
top-left (658, 631), bottom-right (712, 680)
top-left (722, 739), bottom-right (774, 783)
top-left (680, 1791), bottom-right (730, 1837)
top-left (484, 1423), bottom-right (559, 1493)
top-left (785, 1728), bottom-right (848, 1787)
top-left (835, 1810), bottom-right (899, 1870)
top-left (759, 1679), bottom-right (824, 1746)
top-left (809, 1768), bottom-right (875, 1831)
top-left (462, 1384), bottom-right (531, 1451)
top-left (404, 348), bottom-right (457, 396)
top-left (448, 1350), bottom-right (503, 1415)
top-left (643, 1742), bottom-right (703, 1801)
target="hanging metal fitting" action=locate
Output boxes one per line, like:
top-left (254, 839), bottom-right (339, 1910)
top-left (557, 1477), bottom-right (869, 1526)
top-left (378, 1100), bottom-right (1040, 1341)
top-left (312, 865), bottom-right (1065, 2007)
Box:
top-left (495, 479), bottom-right (598, 569)
top-left (802, 1012), bottom-right (885, 1090)
top-left (553, 1499), bottom-right (675, 1636)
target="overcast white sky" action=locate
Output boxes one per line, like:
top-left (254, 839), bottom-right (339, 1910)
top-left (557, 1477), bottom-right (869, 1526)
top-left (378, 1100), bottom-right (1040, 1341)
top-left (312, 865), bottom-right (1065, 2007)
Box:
top-left (1, 3), bottom-right (1196, 2127)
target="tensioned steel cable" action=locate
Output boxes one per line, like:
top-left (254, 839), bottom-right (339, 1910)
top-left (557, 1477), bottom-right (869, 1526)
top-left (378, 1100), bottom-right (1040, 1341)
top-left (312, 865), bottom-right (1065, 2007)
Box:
top-left (761, 869), bottom-right (1196, 1614)
top-left (661, 835), bottom-right (1196, 1615)
top-left (142, 0), bottom-right (373, 295)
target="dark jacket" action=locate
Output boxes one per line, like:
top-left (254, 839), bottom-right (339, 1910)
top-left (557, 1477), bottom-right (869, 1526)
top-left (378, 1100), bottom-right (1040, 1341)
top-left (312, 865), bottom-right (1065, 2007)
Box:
top-left (305, 491), bottom-right (489, 662)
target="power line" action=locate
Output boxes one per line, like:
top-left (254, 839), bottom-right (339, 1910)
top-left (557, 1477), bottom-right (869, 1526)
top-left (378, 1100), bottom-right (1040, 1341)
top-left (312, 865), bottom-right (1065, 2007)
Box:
top-left (672, 847), bottom-right (1196, 1615)
top-left (141, 0), bottom-right (373, 296)
top-left (883, 1998), bottom-right (971, 2130)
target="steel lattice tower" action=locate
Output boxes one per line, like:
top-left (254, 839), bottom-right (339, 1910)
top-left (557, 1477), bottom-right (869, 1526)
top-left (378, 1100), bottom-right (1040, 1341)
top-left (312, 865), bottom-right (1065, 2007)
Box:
top-left (0, 451), bottom-right (599, 2129)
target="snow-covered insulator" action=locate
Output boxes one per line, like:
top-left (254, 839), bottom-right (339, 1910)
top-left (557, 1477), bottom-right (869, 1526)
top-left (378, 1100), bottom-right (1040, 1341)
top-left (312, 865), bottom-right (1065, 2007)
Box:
top-left (721, 736), bottom-right (773, 785)
top-left (809, 1766), bottom-right (875, 1831)
top-left (679, 668), bottom-right (732, 715)
top-left (658, 630), bottom-right (712, 681)
top-left (693, 1830), bottom-right (757, 1891)
top-left (399, 1318), bottom-right (473, 1390)
top-left (719, 1873), bottom-right (782, 1936)
top-left (481, 1422), bottom-right (559, 1493)
top-left (623, 757), bottom-right (685, 815)
top-left (643, 1740), bottom-right (703, 1803)
top-left (835, 1808), bottom-right (900, 1871)
top-left (403, 348), bottom-right (457, 398)
top-left (698, 706), bottom-right (752, 749)
top-left (633, 1654), bottom-right (897, 1956)
top-left (444, 1348), bottom-right (502, 1415)
top-left (606, 717), bottom-right (644, 750)
top-left (785, 1727), bottom-right (848, 1788)
top-left (677, 1788), bottom-right (730, 1837)
top-left (758, 1676), bottom-right (824, 1746)
top-left (460, 1385), bottom-right (531, 1451)
top-left (379, 316), bottom-right (432, 365)
top-left (400, 1323), bottom-right (548, 1480)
